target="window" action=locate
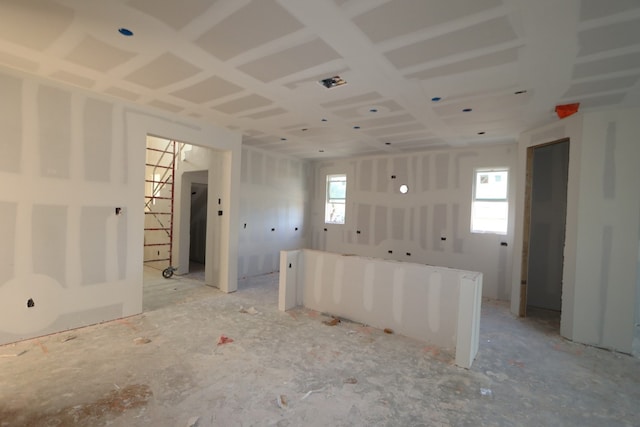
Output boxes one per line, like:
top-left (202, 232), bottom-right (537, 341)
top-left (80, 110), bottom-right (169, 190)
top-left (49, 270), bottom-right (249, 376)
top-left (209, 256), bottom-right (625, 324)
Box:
top-left (325, 174), bottom-right (346, 224)
top-left (471, 168), bottom-right (508, 234)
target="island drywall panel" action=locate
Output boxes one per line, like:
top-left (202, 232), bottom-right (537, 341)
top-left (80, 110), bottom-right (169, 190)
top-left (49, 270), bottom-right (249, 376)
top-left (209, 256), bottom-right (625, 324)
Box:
top-left (310, 145), bottom-right (516, 300)
top-left (238, 145), bottom-right (309, 278)
top-left (0, 67), bottom-right (241, 344)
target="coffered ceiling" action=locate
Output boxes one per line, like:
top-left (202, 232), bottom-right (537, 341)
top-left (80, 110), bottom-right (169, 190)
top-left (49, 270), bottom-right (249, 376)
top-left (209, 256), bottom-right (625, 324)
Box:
top-left (0, 0), bottom-right (639, 158)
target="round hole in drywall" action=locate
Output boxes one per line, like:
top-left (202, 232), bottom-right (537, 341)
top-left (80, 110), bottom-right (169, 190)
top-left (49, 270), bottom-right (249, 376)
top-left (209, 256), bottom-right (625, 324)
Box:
top-left (399, 184), bottom-right (409, 194)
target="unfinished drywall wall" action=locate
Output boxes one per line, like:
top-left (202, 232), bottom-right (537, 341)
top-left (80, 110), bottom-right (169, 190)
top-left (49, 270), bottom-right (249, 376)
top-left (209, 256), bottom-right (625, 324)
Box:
top-left (513, 108), bottom-right (640, 356)
top-left (310, 145), bottom-right (516, 300)
top-left (278, 249), bottom-right (483, 368)
top-left (0, 67), bottom-right (241, 344)
top-left (238, 145), bottom-right (309, 278)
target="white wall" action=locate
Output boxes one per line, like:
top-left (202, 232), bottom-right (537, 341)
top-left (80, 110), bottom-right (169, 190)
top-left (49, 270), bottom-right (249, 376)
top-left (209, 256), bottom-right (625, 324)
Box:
top-left (0, 67), bottom-right (241, 344)
top-left (512, 109), bottom-right (640, 355)
top-left (237, 145), bottom-right (309, 278)
top-left (278, 249), bottom-right (483, 368)
top-left (309, 145), bottom-right (517, 300)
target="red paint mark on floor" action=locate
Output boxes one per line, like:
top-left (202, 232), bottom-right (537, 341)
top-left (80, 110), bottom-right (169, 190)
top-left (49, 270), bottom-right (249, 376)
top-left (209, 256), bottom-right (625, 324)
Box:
top-left (288, 312), bottom-right (298, 320)
top-left (116, 319), bottom-right (137, 331)
top-left (508, 359), bottom-right (525, 368)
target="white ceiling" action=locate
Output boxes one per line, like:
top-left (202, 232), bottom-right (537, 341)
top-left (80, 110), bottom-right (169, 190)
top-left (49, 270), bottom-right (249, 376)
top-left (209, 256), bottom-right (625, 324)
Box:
top-left (1, 0), bottom-right (639, 159)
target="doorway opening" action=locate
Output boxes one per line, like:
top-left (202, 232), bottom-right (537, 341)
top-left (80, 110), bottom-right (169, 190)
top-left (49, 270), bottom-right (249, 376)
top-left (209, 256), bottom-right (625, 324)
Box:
top-left (186, 180), bottom-right (208, 281)
top-left (520, 138), bottom-right (570, 327)
top-left (143, 136), bottom-right (220, 312)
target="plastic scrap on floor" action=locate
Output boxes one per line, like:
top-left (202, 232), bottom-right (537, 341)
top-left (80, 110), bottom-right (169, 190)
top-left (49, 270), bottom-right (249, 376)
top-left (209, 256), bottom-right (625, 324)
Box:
top-left (133, 337), bottom-right (152, 345)
top-left (301, 387), bottom-right (325, 401)
top-left (217, 335), bottom-right (234, 345)
top-left (240, 306), bottom-right (259, 315)
top-left (383, 328), bottom-right (394, 334)
top-left (276, 395), bottom-right (288, 409)
top-left (480, 388), bottom-right (493, 398)
top-left (185, 416), bottom-right (200, 427)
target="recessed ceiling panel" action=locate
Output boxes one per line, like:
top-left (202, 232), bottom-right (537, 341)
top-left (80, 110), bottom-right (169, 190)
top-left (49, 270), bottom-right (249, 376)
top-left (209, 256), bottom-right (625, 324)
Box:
top-left (124, 53), bottom-right (202, 89)
top-left (148, 99), bottom-right (183, 113)
top-left (243, 107), bottom-right (288, 119)
top-left (171, 75), bottom-right (243, 103)
top-left (66, 36), bottom-right (136, 72)
top-left (434, 92), bottom-right (532, 116)
top-left (331, 99), bottom-right (405, 118)
top-left (573, 52), bottom-right (640, 79)
top-left (128, 0), bottom-right (214, 30)
top-left (0, 0), bottom-right (73, 51)
top-left (212, 94), bottom-right (273, 114)
top-left (50, 70), bottom-right (94, 88)
top-left (196, 0), bottom-right (304, 61)
top-left (579, 0), bottom-right (640, 21)
top-left (237, 38), bottom-right (342, 83)
top-left (564, 92), bottom-right (627, 108)
top-left (407, 48), bottom-right (518, 80)
top-left (363, 122), bottom-right (426, 136)
top-left (357, 113), bottom-right (417, 129)
top-left (104, 86), bottom-right (140, 101)
top-left (0, 51), bottom-right (38, 72)
top-left (563, 75), bottom-right (639, 98)
top-left (320, 92), bottom-right (383, 109)
top-left (354, 0), bottom-right (502, 44)
top-left (385, 17), bottom-right (518, 69)
top-left (577, 18), bottom-right (640, 57)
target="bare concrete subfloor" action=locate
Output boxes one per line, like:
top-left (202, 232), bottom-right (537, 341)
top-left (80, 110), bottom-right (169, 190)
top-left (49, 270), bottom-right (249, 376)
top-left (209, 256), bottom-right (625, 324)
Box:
top-left (1, 272), bottom-right (639, 426)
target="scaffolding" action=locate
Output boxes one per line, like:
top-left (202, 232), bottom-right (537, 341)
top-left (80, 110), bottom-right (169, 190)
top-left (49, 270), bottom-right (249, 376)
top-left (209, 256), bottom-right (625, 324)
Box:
top-left (144, 139), bottom-right (181, 270)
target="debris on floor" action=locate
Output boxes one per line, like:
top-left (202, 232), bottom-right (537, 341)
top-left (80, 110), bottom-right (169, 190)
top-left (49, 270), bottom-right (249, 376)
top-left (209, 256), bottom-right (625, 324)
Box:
top-left (344, 377), bottom-right (358, 384)
top-left (480, 388), bottom-right (493, 398)
top-left (323, 317), bottom-right (340, 326)
top-left (276, 394), bottom-right (288, 409)
top-left (239, 306), bottom-right (259, 315)
top-left (134, 337), bottom-right (152, 345)
top-left (217, 335), bottom-right (234, 345)
top-left (0, 349), bottom-right (27, 357)
top-left (185, 416), bottom-right (200, 427)
top-left (301, 388), bottom-right (325, 400)
top-left (62, 335), bottom-right (77, 343)
top-left (383, 328), bottom-right (394, 334)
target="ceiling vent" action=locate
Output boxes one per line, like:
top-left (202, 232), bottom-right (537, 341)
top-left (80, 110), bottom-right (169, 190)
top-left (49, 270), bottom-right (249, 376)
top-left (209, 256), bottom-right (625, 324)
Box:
top-left (319, 76), bottom-right (347, 89)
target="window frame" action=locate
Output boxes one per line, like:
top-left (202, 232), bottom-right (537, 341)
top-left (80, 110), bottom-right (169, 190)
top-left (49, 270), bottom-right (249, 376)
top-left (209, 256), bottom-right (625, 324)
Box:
top-left (470, 168), bottom-right (509, 235)
top-left (324, 174), bottom-right (347, 225)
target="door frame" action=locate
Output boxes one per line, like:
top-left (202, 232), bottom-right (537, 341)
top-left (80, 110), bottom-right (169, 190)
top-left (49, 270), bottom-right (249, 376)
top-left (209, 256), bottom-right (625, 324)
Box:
top-left (519, 137), bottom-right (570, 317)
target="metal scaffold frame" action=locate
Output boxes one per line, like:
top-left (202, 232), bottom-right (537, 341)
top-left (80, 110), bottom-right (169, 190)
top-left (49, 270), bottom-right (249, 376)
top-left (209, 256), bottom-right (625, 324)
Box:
top-left (144, 139), bottom-right (180, 269)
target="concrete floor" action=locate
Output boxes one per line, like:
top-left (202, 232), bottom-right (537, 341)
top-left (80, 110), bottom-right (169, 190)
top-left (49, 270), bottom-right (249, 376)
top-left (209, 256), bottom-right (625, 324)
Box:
top-left (1, 271), bottom-right (639, 426)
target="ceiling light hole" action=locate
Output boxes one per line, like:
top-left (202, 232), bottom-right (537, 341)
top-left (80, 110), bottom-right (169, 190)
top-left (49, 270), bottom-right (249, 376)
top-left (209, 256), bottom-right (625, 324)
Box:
top-left (118, 28), bottom-right (134, 37)
top-left (369, 108), bottom-right (378, 113)
top-left (280, 137), bottom-right (287, 141)
top-left (353, 126), bottom-right (361, 129)
top-left (478, 131), bottom-right (486, 135)
top-left (399, 184), bottom-right (409, 194)
top-left (514, 90), bottom-right (527, 95)
top-left (462, 108), bottom-right (473, 112)
top-left (431, 97), bottom-right (442, 102)
top-left (384, 142), bottom-right (391, 145)
top-left (321, 118), bottom-right (327, 122)
top-left (319, 149), bottom-right (324, 153)
top-left (301, 128), bottom-right (308, 132)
